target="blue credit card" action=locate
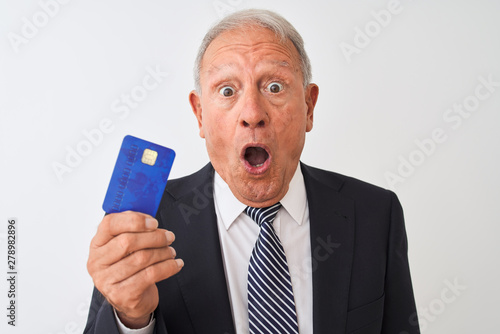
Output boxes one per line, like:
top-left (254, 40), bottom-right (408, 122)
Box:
top-left (102, 135), bottom-right (175, 217)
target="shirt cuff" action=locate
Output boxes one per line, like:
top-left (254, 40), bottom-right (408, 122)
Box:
top-left (113, 308), bottom-right (155, 334)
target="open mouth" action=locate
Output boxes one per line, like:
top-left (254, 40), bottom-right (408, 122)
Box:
top-left (242, 145), bottom-right (271, 174)
top-left (245, 147), bottom-right (269, 167)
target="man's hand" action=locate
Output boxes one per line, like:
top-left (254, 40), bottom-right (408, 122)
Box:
top-left (87, 211), bottom-right (184, 329)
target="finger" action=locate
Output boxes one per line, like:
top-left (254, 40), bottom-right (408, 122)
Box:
top-left (113, 257), bottom-right (184, 294)
top-left (101, 246), bottom-right (178, 284)
top-left (92, 211), bottom-right (158, 247)
top-left (92, 229), bottom-right (176, 267)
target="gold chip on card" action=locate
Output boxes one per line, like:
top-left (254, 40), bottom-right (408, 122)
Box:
top-left (141, 148), bottom-right (158, 166)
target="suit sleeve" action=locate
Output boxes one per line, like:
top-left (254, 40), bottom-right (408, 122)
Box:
top-left (381, 192), bottom-right (420, 334)
top-left (83, 287), bottom-right (121, 334)
top-left (83, 287), bottom-right (169, 334)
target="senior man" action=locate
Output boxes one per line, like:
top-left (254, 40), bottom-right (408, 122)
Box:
top-left (85, 9), bottom-right (420, 334)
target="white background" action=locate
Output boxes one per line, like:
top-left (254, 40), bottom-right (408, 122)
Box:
top-left (1, 0), bottom-right (499, 333)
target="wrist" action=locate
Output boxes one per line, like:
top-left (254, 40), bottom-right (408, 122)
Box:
top-left (116, 311), bottom-right (152, 329)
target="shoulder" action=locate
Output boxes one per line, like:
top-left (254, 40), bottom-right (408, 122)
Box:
top-left (162, 163), bottom-right (214, 201)
top-left (156, 163), bottom-right (215, 222)
top-left (300, 162), bottom-right (397, 205)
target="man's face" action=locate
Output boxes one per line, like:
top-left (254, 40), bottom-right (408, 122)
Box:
top-left (190, 26), bottom-right (319, 207)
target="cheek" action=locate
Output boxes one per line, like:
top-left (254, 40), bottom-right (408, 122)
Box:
top-left (276, 105), bottom-right (308, 150)
top-left (279, 103), bottom-right (308, 132)
top-left (202, 111), bottom-right (234, 152)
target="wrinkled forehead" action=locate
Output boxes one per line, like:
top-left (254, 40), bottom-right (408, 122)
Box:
top-left (200, 25), bottom-right (301, 76)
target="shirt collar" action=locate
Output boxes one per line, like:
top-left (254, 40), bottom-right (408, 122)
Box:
top-left (213, 164), bottom-right (307, 231)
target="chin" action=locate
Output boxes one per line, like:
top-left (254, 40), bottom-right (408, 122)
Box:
top-left (236, 177), bottom-right (284, 206)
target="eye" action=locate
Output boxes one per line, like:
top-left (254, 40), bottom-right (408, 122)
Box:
top-left (219, 86), bottom-right (235, 97)
top-left (267, 82), bottom-right (283, 93)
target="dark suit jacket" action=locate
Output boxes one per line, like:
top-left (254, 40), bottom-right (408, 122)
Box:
top-left (84, 162), bottom-right (420, 333)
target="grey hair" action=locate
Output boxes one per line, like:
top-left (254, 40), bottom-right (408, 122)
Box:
top-left (193, 9), bottom-right (312, 93)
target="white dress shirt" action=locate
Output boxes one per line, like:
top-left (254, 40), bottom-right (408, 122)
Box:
top-left (116, 164), bottom-right (313, 334)
top-left (214, 165), bottom-right (313, 333)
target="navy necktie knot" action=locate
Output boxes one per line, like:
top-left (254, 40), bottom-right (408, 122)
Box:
top-left (245, 203), bottom-right (282, 227)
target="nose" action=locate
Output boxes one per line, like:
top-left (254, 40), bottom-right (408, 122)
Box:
top-left (239, 87), bottom-right (268, 129)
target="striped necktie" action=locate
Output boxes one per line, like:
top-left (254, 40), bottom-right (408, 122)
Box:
top-left (245, 203), bottom-right (299, 334)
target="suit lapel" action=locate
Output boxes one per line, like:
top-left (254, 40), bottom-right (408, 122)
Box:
top-left (160, 164), bottom-right (235, 334)
top-left (301, 163), bottom-right (355, 333)
top-left (158, 162), bottom-right (354, 333)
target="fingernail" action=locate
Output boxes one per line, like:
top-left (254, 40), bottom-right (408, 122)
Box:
top-left (175, 259), bottom-right (184, 268)
top-left (165, 231), bottom-right (175, 243)
top-left (170, 247), bottom-right (176, 257)
top-left (145, 218), bottom-right (158, 229)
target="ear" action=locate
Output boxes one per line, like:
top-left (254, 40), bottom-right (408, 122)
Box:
top-left (305, 83), bottom-right (319, 132)
top-left (189, 90), bottom-right (205, 138)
